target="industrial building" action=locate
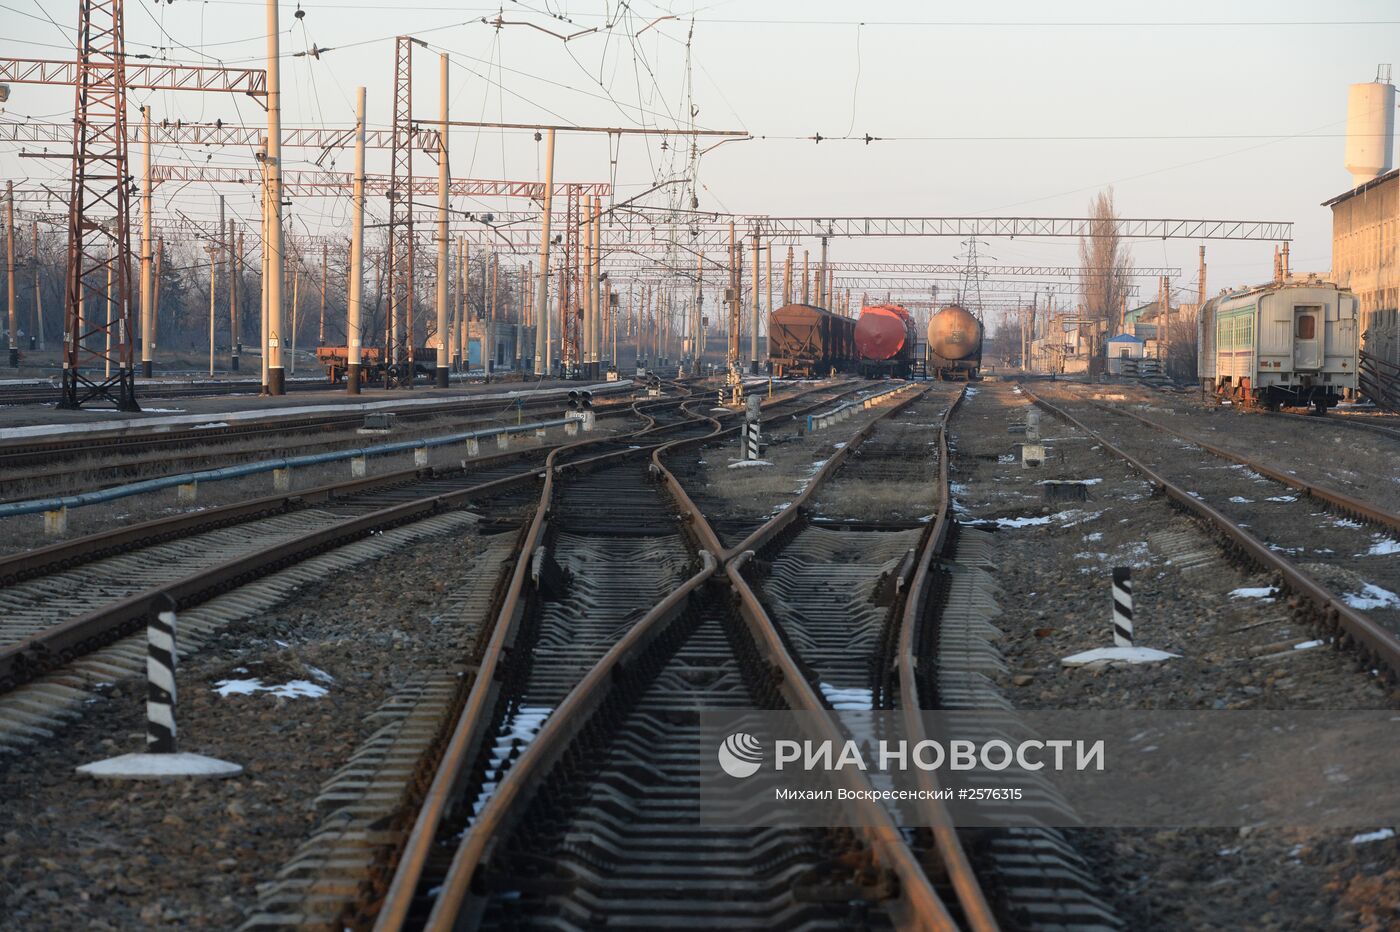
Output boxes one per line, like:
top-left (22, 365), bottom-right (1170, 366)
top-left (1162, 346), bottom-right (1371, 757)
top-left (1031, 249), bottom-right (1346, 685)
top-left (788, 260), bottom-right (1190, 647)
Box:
top-left (1323, 69), bottom-right (1400, 370)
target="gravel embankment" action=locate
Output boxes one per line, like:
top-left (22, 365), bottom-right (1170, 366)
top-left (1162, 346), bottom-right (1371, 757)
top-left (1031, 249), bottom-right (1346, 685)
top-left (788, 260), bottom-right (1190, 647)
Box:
top-left (952, 379), bottom-right (1400, 930)
top-left (0, 527), bottom-right (506, 929)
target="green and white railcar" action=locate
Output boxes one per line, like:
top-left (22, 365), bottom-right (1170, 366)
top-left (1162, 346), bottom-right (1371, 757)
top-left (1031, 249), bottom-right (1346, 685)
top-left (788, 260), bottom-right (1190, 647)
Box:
top-left (1198, 281), bottom-right (1359, 411)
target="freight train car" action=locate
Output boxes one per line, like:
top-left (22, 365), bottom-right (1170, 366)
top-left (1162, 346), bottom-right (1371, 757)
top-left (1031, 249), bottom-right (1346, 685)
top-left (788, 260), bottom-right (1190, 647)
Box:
top-left (1198, 279), bottom-right (1358, 412)
top-left (769, 303), bottom-right (857, 377)
top-left (316, 346), bottom-right (437, 386)
top-left (855, 304), bottom-right (918, 378)
top-left (926, 304), bottom-right (983, 380)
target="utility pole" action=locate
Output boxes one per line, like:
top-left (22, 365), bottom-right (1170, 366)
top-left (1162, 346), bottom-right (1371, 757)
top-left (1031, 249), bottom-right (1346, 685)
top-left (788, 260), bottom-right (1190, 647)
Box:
top-left (750, 233), bottom-right (760, 373)
top-left (728, 221), bottom-right (739, 374)
top-left (435, 52), bottom-right (450, 388)
top-left (5, 181), bottom-right (14, 367)
top-left (818, 236), bottom-right (828, 306)
top-left (259, 142), bottom-right (269, 392)
top-left (207, 245), bottom-right (217, 376)
top-left (533, 128), bottom-right (555, 374)
top-left (264, 0), bottom-right (286, 395)
top-left (784, 246), bottom-right (793, 306)
top-left (318, 242), bottom-right (327, 347)
top-left (140, 106), bottom-right (153, 376)
top-left (802, 249), bottom-right (810, 303)
top-left (347, 85), bottom-right (366, 395)
top-left (229, 220), bottom-right (239, 370)
top-left (1198, 245), bottom-right (1207, 305)
top-left (693, 252), bottom-right (704, 369)
top-left (582, 195), bottom-right (594, 375)
top-left (32, 221), bottom-right (44, 353)
top-left (593, 198), bottom-right (602, 374)
top-left (765, 242), bottom-right (773, 366)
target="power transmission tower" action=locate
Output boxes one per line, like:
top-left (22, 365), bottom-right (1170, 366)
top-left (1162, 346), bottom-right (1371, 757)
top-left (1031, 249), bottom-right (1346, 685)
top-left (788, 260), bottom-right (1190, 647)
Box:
top-left (60, 0), bottom-right (137, 409)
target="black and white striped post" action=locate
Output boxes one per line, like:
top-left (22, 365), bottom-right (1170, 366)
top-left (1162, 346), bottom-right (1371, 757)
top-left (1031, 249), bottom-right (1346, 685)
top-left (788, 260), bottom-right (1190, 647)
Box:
top-left (742, 395), bottom-right (762, 460)
top-left (1112, 566), bottom-right (1134, 648)
top-left (77, 595), bottom-right (242, 780)
top-left (146, 603), bottom-right (179, 753)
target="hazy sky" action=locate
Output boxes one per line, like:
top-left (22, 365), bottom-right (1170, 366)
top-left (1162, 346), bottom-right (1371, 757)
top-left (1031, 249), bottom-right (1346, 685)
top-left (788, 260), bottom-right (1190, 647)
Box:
top-left (4, 0), bottom-right (1399, 322)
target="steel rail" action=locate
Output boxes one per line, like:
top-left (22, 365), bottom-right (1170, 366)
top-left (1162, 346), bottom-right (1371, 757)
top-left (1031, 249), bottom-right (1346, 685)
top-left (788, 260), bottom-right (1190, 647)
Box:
top-left (893, 386), bottom-right (1001, 932)
top-left (411, 382), bottom-right (965, 932)
top-left (1267, 409), bottom-right (1400, 443)
top-left (0, 395), bottom-right (685, 587)
top-left (0, 394), bottom-right (698, 691)
top-left (370, 382), bottom-right (848, 929)
top-left (1024, 389), bottom-right (1400, 679)
top-left (1079, 398), bottom-right (1400, 534)
top-left (717, 383), bottom-right (965, 931)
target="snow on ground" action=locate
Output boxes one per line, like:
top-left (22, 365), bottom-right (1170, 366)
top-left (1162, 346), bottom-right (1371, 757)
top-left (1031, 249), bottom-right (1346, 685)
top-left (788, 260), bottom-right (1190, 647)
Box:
top-left (1351, 828), bottom-right (1396, 845)
top-left (819, 683), bottom-right (873, 711)
top-left (1344, 584), bottom-right (1400, 611)
top-left (213, 678), bottom-right (329, 699)
top-left (726, 459), bottom-right (773, 469)
top-left (1229, 587), bottom-right (1278, 600)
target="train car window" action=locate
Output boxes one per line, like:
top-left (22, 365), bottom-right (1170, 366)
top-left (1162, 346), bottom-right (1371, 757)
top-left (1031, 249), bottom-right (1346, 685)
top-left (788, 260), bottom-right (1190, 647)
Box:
top-left (1296, 315), bottom-right (1316, 339)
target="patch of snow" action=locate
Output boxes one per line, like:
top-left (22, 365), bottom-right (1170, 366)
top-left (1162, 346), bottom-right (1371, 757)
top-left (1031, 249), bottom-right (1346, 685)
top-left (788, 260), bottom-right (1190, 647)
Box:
top-left (1265, 495), bottom-right (1297, 503)
top-left (1293, 640), bottom-right (1324, 651)
top-left (1229, 496), bottom-right (1253, 504)
top-left (1332, 517), bottom-right (1362, 529)
top-left (820, 683), bottom-right (873, 711)
top-left (1085, 532), bottom-right (1104, 542)
top-left (1365, 537), bottom-right (1400, 557)
top-left (213, 677), bottom-right (329, 699)
top-left (1229, 587), bottom-right (1278, 600)
top-left (833, 441), bottom-right (847, 449)
top-left (306, 666), bottom-right (335, 683)
top-left (1061, 646), bottom-right (1179, 667)
top-left (1350, 828), bottom-right (1396, 845)
top-left (1344, 584), bottom-right (1400, 610)
top-left (727, 459), bottom-right (773, 469)
top-left (191, 421), bottom-right (230, 429)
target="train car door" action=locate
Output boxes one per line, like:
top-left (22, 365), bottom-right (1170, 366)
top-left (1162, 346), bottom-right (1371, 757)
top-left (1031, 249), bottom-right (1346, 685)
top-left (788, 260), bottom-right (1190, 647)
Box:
top-left (1293, 305), bottom-right (1322, 370)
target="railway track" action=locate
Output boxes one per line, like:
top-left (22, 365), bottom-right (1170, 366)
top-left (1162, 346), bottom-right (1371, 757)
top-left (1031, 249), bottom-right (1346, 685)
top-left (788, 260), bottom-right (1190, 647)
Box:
top-left (364, 384), bottom-right (1003, 932)
top-left (0, 391), bottom-right (714, 700)
top-left (1023, 386), bottom-right (1400, 680)
top-left (0, 384), bottom-right (693, 507)
top-left (0, 379), bottom-right (689, 474)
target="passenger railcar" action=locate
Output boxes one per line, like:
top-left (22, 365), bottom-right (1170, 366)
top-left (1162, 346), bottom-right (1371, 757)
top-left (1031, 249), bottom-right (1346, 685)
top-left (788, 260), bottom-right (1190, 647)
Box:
top-left (769, 303), bottom-right (857, 377)
top-left (1198, 280), bottom-right (1359, 411)
top-left (855, 304), bottom-right (918, 378)
top-left (926, 304), bottom-right (984, 380)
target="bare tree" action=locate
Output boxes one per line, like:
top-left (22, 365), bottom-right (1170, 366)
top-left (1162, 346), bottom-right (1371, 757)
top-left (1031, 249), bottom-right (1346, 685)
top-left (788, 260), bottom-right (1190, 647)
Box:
top-left (1078, 189), bottom-right (1133, 333)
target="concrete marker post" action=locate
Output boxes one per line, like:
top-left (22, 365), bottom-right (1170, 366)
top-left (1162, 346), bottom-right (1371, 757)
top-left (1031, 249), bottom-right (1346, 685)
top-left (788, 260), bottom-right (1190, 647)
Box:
top-left (177, 482), bottom-right (198, 505)
top-left (414, 446), bottom-right (429, 467)
top-left (272, 467), bottom-right (292, 492)
top-left (351, 456), bottom-right (367, 478)
top-left (77, 597), bottom-right (242, 780)
top-left (1112, 566), bottom-right (1134, 647)
top-left (43, 507), bottom-right (67, 538)
top-left (465, 438), bottom-right (480, 457)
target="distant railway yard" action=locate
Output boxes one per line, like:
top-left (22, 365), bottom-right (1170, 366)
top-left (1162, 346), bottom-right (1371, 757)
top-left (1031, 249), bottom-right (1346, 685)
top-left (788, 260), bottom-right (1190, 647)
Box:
top-left (0, 365), bottom-right (1397, 930)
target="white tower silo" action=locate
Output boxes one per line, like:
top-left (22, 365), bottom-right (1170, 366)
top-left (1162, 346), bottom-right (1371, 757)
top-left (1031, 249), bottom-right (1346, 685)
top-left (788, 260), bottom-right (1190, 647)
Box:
top-left (1346, 65), bottom-right (1395, 187)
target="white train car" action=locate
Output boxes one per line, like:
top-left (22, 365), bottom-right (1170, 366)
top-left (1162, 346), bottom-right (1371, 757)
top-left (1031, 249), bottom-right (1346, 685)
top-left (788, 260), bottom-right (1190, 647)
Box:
top-left (1198, 280), bottom-right (1359, 411)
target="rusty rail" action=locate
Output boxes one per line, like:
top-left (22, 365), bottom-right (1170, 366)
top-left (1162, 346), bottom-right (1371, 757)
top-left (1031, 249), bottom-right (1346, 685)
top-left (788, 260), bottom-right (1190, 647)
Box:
top-left (1082, 397), bottom-right (1400, 534)
top-left (1024, 388), bottom-right (1400, 679)
top-left (372, 381), bottom-right (854, 929)
top-left (893, 385), bottom-right (1001, 932)
top-left (383, 383), bottom-right (974, 932)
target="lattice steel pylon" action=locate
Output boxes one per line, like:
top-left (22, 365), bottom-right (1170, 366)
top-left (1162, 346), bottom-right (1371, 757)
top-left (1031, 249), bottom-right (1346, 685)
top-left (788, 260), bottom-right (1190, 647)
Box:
top-left (384, 35), bottom-right (419, 387)
top-left (60, 0), bottom-right (137, 410)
